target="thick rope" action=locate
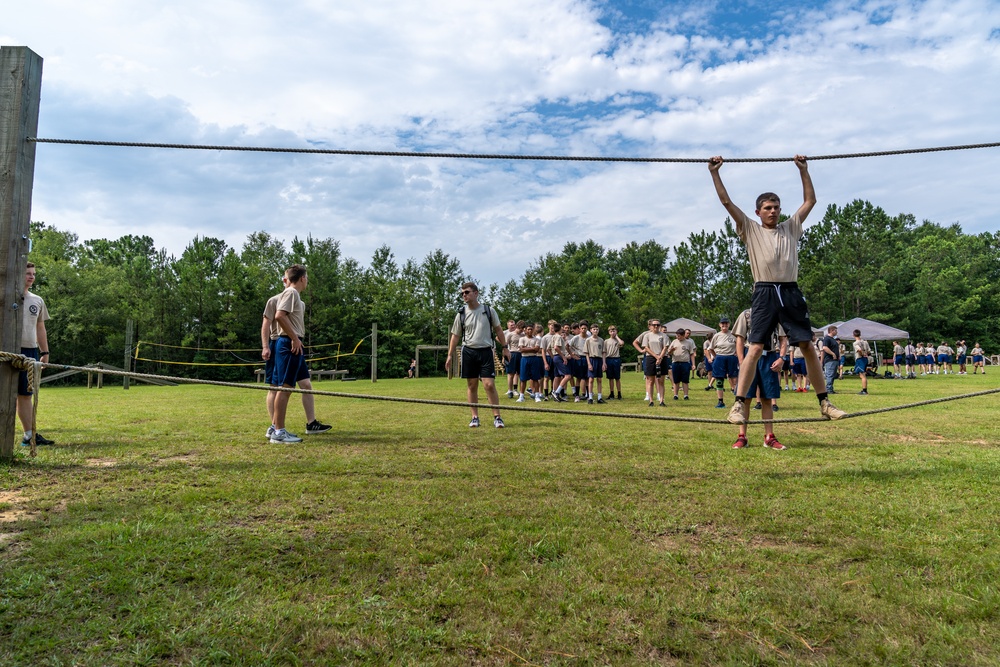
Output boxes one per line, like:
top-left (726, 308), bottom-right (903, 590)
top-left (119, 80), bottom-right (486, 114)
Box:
top-left (2, 354), bottom-right (996, 451)
top-left (27, 138), bottom-right (1000, 163)
top-left (2, 353), bottom-right (40, 457)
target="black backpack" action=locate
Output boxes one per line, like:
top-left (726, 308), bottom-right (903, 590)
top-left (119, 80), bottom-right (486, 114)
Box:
top-left (458, 303), bottom-right (494, 340)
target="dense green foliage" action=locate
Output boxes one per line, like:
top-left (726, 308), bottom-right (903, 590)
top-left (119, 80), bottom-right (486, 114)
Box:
top-left (28, 199), bottom-right (998, 380)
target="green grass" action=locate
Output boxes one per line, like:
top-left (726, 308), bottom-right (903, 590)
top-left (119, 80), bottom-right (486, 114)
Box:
top-left (2, 371), bottom-right (999, 665)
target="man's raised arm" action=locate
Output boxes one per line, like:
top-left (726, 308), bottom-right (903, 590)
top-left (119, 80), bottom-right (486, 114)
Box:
top-left (792, 154), bottom-right (817, 222)
top-left (708, 156), bottom-right (748, 231)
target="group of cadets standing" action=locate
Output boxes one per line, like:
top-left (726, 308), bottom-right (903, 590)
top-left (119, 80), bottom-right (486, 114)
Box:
top-left (503, 319), bottom-right (625, 404)
top-left (897, 340), bottom-right (987, 377)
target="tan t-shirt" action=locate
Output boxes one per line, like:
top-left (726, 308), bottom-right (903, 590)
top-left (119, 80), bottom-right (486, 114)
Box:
top-left (640, 331), bottom-right (667, 356)
top-left (21, 291), bottom-right (50, 348)
top-left (667, 338), bottom-right (696, 363)
top-left (737, 210), bottom-right (804, 283)
top-left (709, 331), bottom-right (737, 356)
top-left (604, 336), bottom-right (622, 359)
top-left (506, 330), bottom-right (521, 352)
top-left (853, 339), bottom-right (872, 358)
top-left (275, 286), bottom-right (305, 338)
top-left (263, 294), bottom-right (281, 340)
top-left (518, 334), bottom-right (538, 357)
top-left (569, 334), bottom-right (587, 357)
top-left (449, 304), bottom-right (501, 349)
top-left (585, 336), bottom-right (605, 358)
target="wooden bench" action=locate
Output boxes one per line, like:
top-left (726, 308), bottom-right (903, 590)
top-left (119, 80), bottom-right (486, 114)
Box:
top-left (256, 369), bottom-right (349, 382)
top-left (310, 369), bottom-right (349, 381)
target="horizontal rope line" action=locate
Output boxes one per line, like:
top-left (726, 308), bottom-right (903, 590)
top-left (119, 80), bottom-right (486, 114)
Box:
top-left (3, 352), bottom-right (995, 427)
top-left (27, 138), bottom-right (1000, 163)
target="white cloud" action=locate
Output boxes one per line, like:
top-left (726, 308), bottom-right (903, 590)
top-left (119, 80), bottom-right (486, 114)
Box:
top-left (5, 0), bottom-right (1000, 286)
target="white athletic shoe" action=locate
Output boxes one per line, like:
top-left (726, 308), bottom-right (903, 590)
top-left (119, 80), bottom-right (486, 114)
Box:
top-left (270, 429), bottom-right (303, 444)
top-left (535, 395), bottom-right (542, 402)
top-left (266, 425), bottom-right (276, 440)
top-left (516, 395), bottom-right (525, 402)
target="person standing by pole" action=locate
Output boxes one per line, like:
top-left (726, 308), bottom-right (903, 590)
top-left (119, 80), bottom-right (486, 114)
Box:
top-left (18, 263), bottom-right (53, 446)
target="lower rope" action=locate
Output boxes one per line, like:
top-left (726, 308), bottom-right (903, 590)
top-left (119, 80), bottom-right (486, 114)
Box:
top-left (2, 354), bottom-right (996, 438)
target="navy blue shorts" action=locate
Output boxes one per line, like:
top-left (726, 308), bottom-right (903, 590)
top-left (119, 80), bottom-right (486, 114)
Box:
top-left (745, 352), bottom-right (781, 400)
top-left (958, 354), bottom-right (967, 364)
top-left (520, 356), bottom-right (543, 382)
top-left (906, 355), bottom-right (916, 365)
top-left (17, 347), bottom-right (39, 396)
top-left (854, 358), bottom-right (869, 376)
top-left (545, 355), bottom-right (556, 380)
top-left (507, 351), bottom-right (522, 375)
top-left (274, 337), bottom-right (310, 387)
top-left (937, 354), bottom-right (949, 364)
top-left (605, 357), bottom-right (622, 380)
top-left (712, 355), bottom-right (739, 379)
top-left (587, 358), bottom-right (603, 379)
top-left (749, 282), bottom-right (814, 346)
top-left (973, 355), bottom-right (984, 363)
top-left (573, 357), bottom-right (588, 380)
top-left (553, 354), bottom-right (570, 377)
top-left (264, 339), bottom-right (277, 384)
top-left (671, 361), bottom-right (691, 384)
top-left (894, 355), bottom-right (904, 365)
top-left (792, 358), bottom-right (807, 375)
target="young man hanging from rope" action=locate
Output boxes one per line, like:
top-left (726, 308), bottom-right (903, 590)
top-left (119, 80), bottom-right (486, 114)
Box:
top-left (709, 155), bottom-right (846, 424)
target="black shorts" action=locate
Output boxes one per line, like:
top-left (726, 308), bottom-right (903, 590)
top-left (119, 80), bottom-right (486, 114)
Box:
top-left (461, 346), bottom-right (496, 379)
top-left (750, 282), bottom-right (814, 346)
top-left (18, 347), bottom-right (39, 396)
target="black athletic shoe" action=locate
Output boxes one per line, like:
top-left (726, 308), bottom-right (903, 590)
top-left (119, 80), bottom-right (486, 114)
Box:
top-left (587, 398), bottom-right (594, 405)
top-left (648, 401), bottom-right (654, 407)
top-left (617, 393), bottom-right (623, 400)
top-left (753, 402), bottom-right (762, 410)
top-left (597, 398), bottom-right (605, 404)
top-left (305, 420), bottom-right (332, 434)
top-left (21, 432), bottom-right (54, 446)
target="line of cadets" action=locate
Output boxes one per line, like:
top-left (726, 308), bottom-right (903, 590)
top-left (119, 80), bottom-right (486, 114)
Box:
top-left (891, 340), bottom-right (987, 378)
top-left (503, 319), bottom-right (624, 403)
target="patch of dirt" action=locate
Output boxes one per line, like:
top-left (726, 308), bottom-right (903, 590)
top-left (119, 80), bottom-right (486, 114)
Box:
top-left (85, 458), bottom-right (118, 467)
top-left (647, 522), bottom-right (820, 554)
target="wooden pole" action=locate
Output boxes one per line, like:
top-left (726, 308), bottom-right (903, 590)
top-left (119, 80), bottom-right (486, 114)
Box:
top-left (0, 47), bottom-right (43, 461)
top-left (123, 319), bottom-right (133, 390)
top-left (370, 322), bottom-right (377, 382)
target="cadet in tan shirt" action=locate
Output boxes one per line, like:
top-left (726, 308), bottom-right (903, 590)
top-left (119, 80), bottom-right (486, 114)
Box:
top-left (710, 155), bottom-right (845, 425)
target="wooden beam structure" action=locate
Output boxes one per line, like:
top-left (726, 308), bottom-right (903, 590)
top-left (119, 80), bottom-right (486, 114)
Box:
top-left (0, 46), bottom-right (43, 461)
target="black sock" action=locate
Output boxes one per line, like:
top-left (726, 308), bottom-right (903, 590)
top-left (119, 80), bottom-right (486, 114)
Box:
top-left (816, 392), bottom-right (828, 402)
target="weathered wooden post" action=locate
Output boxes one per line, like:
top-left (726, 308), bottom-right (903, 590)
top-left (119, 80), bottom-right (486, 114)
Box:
top-left (0, 47), bottom-right (43, 461)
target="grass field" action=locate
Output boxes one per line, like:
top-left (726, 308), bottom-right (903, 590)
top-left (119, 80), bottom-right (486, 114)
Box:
top-left (2, 370), bottom-right (999, 666)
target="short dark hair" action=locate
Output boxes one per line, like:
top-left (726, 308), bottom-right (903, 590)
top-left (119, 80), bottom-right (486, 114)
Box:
top-left (26, 262), bottom-right (35, 269)
top-left (286, 264), bottom-right (307, 283)
top-left (461, 281), bottom-right (478, 293)
top-left (756, 192), bottom-right (780, 210)
top-left (853, 329), bottom-right (862, 337)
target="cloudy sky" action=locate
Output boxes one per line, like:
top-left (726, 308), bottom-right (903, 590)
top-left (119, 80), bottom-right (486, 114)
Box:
top-left (5, 0), bottom-right (999, 285)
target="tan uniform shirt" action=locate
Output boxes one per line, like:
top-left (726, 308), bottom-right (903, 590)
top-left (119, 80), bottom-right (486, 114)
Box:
top-left (666, 338), bottom-right (696, 363)
top-left (709, 331), bottom-right (737, 356)
top-left (449, 304), bottom-right (501, 348)
top-left (21, 291), bottom-right (49, 348)
top-left (736, 210), bottom-right (804, 283)
top-left (275, 286), bottom-right (306, 338)
top-left (604, 336), bottom-right (622, 359)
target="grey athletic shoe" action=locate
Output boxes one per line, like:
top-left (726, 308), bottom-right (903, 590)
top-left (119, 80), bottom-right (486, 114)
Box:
top-left (820, 399), bottom-right (847, 420)
top-left (266, 425), bottom-right (276, 440)
top-left (270, 429), bottom-right (303, 444)
top-left (727, 401), bottom-right (747, 424)
top-left (469, 416), bottom-right (480, 428)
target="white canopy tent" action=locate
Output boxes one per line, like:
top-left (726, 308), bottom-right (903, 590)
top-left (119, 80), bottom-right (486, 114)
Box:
top-left (661, 317), bottom-right (717, 338)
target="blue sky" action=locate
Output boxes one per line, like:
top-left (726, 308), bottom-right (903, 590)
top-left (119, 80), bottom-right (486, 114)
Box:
top-left (4, 0), bottom-right (1000, 286)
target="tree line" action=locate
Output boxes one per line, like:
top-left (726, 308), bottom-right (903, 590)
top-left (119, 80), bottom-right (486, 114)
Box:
top-left (25, 199), bottom-right (998, 381)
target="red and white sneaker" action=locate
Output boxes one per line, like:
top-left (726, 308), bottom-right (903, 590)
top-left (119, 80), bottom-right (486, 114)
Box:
top-left (764, 434), bottom-right (787, 450)
top-left (732, 435), bottom-right (748, 449)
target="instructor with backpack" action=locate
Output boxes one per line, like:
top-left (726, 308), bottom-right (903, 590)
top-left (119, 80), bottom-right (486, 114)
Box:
top-left (445, 282), bottom-right (510, 429)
